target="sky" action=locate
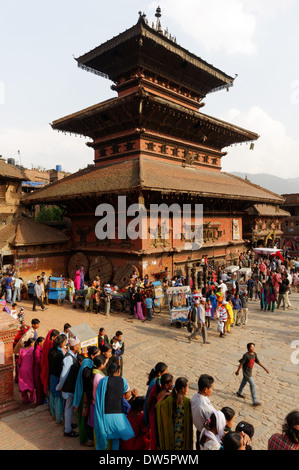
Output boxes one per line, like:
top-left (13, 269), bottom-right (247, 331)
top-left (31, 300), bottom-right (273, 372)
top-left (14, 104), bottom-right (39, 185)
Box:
top-left (0, 0), bottom-right (299, 178)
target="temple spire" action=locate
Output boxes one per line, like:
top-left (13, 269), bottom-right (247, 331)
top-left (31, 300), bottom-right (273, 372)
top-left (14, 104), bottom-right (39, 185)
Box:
top-left (155, 6), bottom-right (163, 33)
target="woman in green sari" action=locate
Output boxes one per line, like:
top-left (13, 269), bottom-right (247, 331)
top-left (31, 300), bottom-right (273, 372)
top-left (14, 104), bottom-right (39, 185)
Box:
top-left (156, 377), bottom-right (193, 450)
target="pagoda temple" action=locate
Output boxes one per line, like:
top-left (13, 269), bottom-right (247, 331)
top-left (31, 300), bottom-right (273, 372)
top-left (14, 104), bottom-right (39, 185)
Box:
top-left (23, 9), bottom-right (285, 287)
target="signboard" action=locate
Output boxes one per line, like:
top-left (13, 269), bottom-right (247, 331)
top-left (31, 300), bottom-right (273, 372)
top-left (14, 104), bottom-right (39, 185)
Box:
top-left (69, 323), bottom-right (98, 356)
top-left (253, 248), bottom-right (282, 255)
top-left (232, 219), bottom-right (240, 240)
top-left (152, 281), bottom-right (164, 299)
top-left (170, 307), bottom-right (190, 323)
top-left (166, 286), bottom-right (190, 295)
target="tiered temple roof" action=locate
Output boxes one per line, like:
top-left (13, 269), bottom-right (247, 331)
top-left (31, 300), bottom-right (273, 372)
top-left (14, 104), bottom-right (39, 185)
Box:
top-left (24, 9), bottom-right (282, 209)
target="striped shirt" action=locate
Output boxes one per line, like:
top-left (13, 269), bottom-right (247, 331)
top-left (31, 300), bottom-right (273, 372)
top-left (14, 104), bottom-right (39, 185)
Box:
top-left (219, 305), bottom-right (227, 322)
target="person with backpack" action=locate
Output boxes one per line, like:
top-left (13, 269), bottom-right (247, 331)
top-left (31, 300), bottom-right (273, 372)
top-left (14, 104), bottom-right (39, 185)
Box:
top-left (56, 336), bottom-right (82, 437)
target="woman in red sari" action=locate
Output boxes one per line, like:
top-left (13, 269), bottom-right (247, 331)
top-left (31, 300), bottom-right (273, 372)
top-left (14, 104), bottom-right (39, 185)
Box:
top-left (40, 329), bottom-right (59, 396)
top-left (33, 336), bottom-right (45, 406)
top-left (120, 396), bottom-right (149, 450)
top-left (146, 373), bottom-right (174, 450)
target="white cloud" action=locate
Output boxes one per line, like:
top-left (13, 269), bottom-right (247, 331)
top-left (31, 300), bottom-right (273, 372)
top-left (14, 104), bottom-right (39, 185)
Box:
top-left (152, 0), bottom-right (295, 56)
top-left (220, 106), bottom-right (299, 178)
top-left (0, 126), bottom-right (92, 173)
top-left (243, 0), bottom-right (295, 18)
top-left (153, 0), bottom-right (257, 55)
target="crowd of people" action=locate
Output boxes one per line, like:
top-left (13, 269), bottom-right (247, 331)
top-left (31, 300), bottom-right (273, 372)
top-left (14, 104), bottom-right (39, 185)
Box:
top-left (2, 252), bottom-right (299, 450)
top-left (183, 252), bottom-right (298, 346)
top-left (9, 317), bottom-right (299, 450)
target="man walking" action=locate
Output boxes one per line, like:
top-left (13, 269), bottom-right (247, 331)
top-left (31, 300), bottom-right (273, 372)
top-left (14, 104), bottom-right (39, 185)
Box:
top-left (232, 293), bottom-right (243, 326)
top-left (277, 277), bottom-right (289, 310)
top-left (240, 290), bottom-right (249, 325)
top-left (235, 342), bottom-right (269, 407)
top-left (188, 298), bottom-right (210, 344)
top-left (33, 278), bottom-right (45, 311)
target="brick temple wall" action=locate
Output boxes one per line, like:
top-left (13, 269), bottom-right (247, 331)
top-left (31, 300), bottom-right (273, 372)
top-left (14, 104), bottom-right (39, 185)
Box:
top-left (0, 312), bottom-right (19, 414)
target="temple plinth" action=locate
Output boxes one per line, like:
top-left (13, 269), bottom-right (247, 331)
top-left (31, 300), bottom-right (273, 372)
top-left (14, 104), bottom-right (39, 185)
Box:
top-left (0, 312), bottom-right (19, 414)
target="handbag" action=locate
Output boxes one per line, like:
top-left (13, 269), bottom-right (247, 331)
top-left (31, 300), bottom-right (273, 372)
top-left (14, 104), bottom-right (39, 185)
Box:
top-left (187, 321), bottom-right (193, 333)
top-left (217, 321), bottom-right (224, 333)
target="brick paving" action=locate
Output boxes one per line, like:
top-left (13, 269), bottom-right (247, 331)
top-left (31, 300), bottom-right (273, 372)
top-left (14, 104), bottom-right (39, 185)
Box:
top-left (1, 292), bottom-right (299, 450)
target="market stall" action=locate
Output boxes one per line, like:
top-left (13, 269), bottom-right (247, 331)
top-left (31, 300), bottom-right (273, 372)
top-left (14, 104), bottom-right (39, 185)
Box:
top-left (224, 265), bottom-right (240, 278)
top-left (47, 277), bottom-right (68, 305)
top-left (253, 248), bottom-right (284, 261)
top-left (166, 286), bottom-right (191, 325)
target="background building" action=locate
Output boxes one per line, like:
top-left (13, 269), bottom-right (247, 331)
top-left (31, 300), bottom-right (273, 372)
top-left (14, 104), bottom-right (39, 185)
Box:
top-left (281, 193), bottom-right (299, 256)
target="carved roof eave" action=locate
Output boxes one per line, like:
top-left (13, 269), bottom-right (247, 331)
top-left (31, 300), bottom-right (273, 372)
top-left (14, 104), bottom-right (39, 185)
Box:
top-left (50, 90), bottom-right (259, 148)
top-left (75, 16), bottom-right (234, 88)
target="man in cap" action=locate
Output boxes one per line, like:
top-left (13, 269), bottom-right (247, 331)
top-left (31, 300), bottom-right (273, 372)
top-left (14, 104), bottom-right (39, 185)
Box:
top-left (56, 336), bottom-right (81, 437)
top-left (104, 284), bottom-right (111, 317)
top-left (188, 298), bottom-right (210, 344)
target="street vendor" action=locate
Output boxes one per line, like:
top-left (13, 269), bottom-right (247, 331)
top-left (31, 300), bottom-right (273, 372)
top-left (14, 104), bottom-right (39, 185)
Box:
top-left (84, 282), bottom-right (95, 312)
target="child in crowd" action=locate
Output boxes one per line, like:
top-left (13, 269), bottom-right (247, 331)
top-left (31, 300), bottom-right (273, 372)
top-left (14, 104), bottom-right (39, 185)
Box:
top-left (10, 302), bottom-right (18, 320)
top-left (144, 293), bottom-right (153, 321)
top-left (123, 387), bottom-right (132, 415)
top-left (60, 323), bottom-right (71, 348)
top-left (98, 328), bottom-right (109, 350)
top-left (18, 307), bottom-right (25, 324)
top-left (205, 298), bottom-right (212, 329)
top-left (111, 336), bottom-right (122, 358)
top-left (221, 406), bottom-right (236, 433)
top-left (235, 421), bottom-right (255, 450)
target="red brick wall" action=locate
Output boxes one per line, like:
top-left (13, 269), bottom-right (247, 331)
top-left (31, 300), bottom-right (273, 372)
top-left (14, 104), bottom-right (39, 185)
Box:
top-left (15, 255), bottom-right (69, 283)
top-left (0, 312), bottom-right (19, 413)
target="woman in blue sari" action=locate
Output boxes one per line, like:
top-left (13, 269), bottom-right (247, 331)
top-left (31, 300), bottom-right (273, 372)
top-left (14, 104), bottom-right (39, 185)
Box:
top-left (74, 345), bottom-right (100, 446)
top-left (94, 361), bottom-right (134, 450)
top-left (48, 334), bottom-right (67, 423)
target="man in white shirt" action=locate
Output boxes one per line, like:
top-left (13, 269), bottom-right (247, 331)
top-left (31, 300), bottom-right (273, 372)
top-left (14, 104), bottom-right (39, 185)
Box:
top-left (219, 279), bottom-right (228, 296)
top-left (190, 374), bottom-right (216, 450)
top-left (12, 276), bottom-right (23, 303)
top-left (33, 278), bottom-right (45, 311)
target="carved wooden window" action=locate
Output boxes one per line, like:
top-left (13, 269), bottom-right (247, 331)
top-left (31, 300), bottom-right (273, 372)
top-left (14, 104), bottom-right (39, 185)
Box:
top-left (100, 148), bottom-right (107, 157)
top-left (171, 147), bottom-right (178, 156)
top-left (203, 155), bottom-right (209, 163)
top-left (146, 142), bottom-right (155, 151)
top-left (126, 142), bottom-right (134, 151)
top-left (150, 225), bottom-right (170, 248)
top-left (0, 184), bottom-right (5, 199)
top-left (112, 144), bottom-right (120, 154)
top-left (159, 144), bottom-right (167, 154)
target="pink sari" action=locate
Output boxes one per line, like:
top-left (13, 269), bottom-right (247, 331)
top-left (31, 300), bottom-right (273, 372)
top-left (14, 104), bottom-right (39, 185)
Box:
top-left (74, 270), bottom-right (81, 291)
top-left (18, 346), bottom-right (36, 403)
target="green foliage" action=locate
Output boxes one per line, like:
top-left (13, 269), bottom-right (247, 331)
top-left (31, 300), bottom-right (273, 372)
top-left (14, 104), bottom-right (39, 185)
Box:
top-left (35, 205), bottom-right (63, 222)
